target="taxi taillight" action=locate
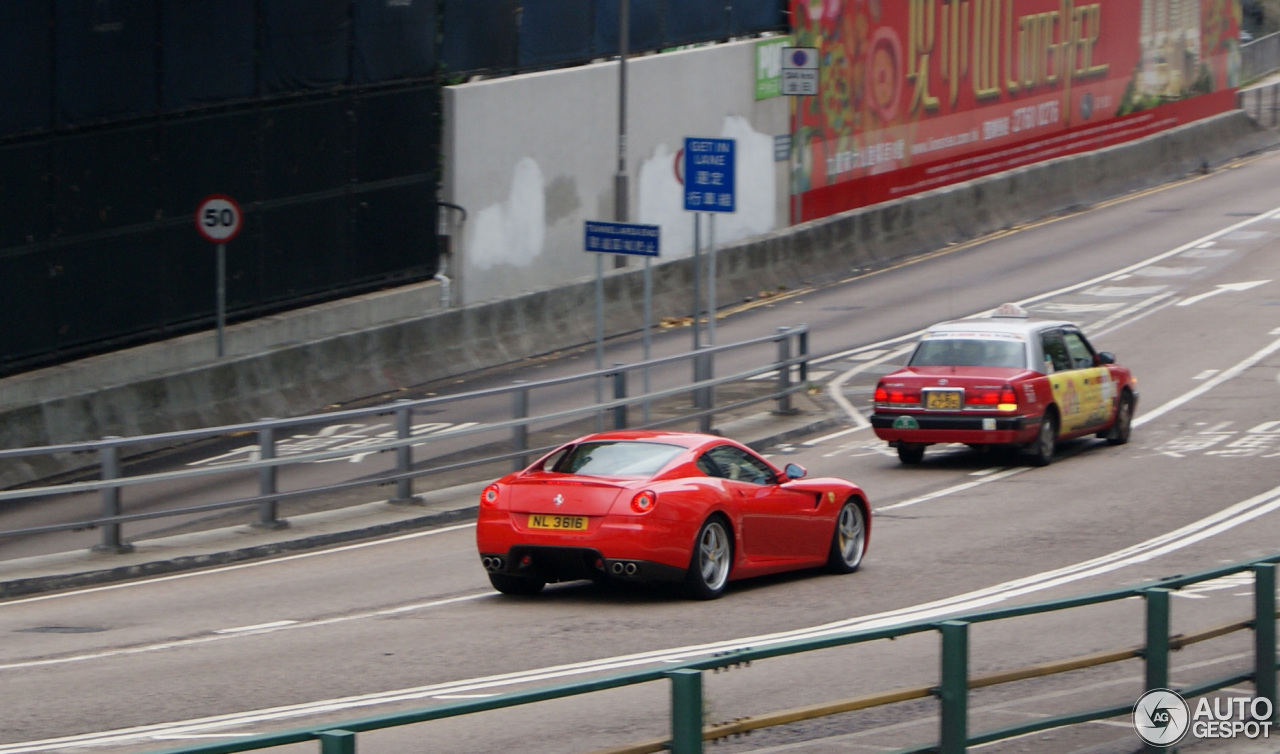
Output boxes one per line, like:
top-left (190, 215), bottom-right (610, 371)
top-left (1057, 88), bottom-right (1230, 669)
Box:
top-left (966, 385), bottom-right (1019, 410)
top-left (874, 383), bottom-right (920, 406)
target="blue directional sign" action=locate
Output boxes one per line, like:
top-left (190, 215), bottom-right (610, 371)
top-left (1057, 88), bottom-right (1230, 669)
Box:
top-left (584, 221), bottom-right (660, 257)
top-left (683, 137), bottom-right (735, 213)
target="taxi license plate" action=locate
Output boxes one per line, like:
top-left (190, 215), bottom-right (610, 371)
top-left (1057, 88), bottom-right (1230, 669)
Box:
top-left (528, 514), bottom-right (588, 532)
top-left (925, 390), bottom-right (963, 410)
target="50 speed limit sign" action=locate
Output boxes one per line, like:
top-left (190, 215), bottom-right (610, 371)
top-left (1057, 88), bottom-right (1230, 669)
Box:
top-left (195, 194), bottom-right (243, 243)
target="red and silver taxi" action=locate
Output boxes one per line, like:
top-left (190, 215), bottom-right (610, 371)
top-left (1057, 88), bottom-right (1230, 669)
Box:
top-left (870, 304), bottom-right (1138, 466)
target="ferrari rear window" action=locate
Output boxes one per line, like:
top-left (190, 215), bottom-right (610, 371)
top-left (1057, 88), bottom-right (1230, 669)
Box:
top-left (550, 441), bottom-right (683, 477)
top-left (909, 339), bottom-right (1026, 369)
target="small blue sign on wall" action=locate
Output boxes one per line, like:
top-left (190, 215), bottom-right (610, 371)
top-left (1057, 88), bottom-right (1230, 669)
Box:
top-left (683, 137), bottom-right (735, 213)
top-left (584, 221), bottom-right (660, 256)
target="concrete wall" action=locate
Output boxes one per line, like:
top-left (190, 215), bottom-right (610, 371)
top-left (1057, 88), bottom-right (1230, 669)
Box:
top-left (442, 38), bottom-right (791, 306)
top-left (1, 108), bottom-right (1276, 488)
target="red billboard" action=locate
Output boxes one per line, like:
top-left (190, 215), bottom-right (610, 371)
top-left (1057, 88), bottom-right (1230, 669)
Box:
top-left (789, 0), bottom-right (1243, 221)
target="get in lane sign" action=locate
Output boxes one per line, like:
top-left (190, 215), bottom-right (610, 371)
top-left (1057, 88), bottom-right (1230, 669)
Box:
top-left (584, 221), bottom-right (660, 257)
top-left (683, 137), bottom-right (735, 213)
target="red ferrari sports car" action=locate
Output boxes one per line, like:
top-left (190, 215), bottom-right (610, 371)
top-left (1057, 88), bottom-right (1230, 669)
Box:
top-left (476, 430), bottom-right (871, 599)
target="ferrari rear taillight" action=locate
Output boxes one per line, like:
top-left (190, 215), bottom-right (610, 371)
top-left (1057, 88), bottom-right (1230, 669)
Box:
top-left (631, 490), bottom-right (657, 514)
top-left (874, 382), bottom-right (921, 407)
top-left (481, 484), bottom-right (500, 507)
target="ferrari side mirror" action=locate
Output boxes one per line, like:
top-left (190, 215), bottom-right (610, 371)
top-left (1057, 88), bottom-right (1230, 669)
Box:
top-left (784, 463), bottom-right (807, 480)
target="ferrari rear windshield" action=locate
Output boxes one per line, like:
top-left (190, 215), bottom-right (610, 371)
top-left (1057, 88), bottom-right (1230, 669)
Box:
top-left (909, 338), bottom-right (1027, 369)
top-left (550, 441), bottom-right (684, 477)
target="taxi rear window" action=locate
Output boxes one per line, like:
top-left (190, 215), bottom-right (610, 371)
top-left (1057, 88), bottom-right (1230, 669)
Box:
top-left (909, 338), bottom-right (1027, 368)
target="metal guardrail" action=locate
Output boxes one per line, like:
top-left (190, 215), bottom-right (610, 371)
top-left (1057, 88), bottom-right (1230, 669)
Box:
top-left (1242, 31), bottom-right (1280, 84)
top-left (139, 554), bottom-right (1280, 754)
top-left (0, 326), bottom-right (810, 551)
top-left (1238, 80), bottom-right (1280, 127)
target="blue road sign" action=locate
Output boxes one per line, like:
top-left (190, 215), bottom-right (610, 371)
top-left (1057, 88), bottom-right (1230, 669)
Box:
top-left (683, 137), bottom-right (735, 213)
top-left (584, 221), bottom-right (660, 257)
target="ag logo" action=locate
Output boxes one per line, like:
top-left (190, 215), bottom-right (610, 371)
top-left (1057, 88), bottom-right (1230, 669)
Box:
top-left (1133, 688), bottom-right (1189, 746)
top-left (892, 416), bottom-right (919, 430)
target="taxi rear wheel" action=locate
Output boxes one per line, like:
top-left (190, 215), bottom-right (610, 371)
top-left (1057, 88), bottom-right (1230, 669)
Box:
top-left (1106, 393), bottom-right (1133, 446)
top-left (1026, 412), bottom-right (1057, 467)
top-left (897, 444), bottom-right (925, 464)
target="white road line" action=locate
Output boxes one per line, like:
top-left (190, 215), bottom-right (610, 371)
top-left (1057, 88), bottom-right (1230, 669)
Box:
top-left (875, 468), bottom-right (1026, 512)
top-left (0, 592), bottom-right (494, 672)
top-left (214, 621), bottom-right (297, 634)
top-left (1177, 280), bottom-right (1271, 307)
top-left (8, 482), bottom-right (1280, 752)
top-left (1194, 369), bottom-right (1221, 380)
top-left (1134, 334), bottom-right (1280, 428)
top-left (0, 523), bottom-right (477, 608)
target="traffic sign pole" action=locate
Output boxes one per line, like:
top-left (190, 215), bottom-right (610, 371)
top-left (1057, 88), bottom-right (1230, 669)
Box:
top-left (216, 244), bottom-right (226, 357)
top-left (195, 194), bottom-right (243, 359)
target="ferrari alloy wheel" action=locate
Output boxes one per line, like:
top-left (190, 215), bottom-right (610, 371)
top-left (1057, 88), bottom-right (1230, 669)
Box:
top-left (488, 573), bottom-right (545, 596)
top-left (1027, 412), bottom-right (1057, 467)
top-left (1106, 393), bottom-right (1133, 446)
top-left (897, 444), bottom-right (925, 465)
top-left (826, 500), bottom-right (867, 574)
top-left (684, 517), bottom-right (732, 600)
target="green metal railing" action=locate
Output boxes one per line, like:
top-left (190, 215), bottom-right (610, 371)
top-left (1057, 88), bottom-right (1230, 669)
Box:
top-left (147, 555), bottom-right (1280, 754)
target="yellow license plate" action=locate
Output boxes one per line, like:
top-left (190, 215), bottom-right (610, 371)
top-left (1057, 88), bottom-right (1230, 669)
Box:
top-left (925, 391), bottom-right (962, 410)
top-left (528, 514), bottom-right (588, 532)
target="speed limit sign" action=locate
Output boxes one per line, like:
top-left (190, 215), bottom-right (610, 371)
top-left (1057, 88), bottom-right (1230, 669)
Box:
top-left (195, 194), bottom-right (243, 243)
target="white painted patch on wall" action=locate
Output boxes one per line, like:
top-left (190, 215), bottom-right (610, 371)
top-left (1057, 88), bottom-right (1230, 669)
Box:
top-left (467, 158), bottom-right (546, 271)
top-left (636, 116), bottom-right (776, 260)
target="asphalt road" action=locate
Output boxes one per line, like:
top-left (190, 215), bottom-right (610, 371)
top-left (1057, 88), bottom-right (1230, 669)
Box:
top-left (6, 148), bottom-right (1280, 754)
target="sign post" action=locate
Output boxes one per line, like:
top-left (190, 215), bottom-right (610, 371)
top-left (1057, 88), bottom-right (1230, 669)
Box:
top-left (781, 47), bottom-right (818, 226)
top-left (683, 137), bottom-right (735, 348)
top-left (585, 220), bottom-right (661, 423)
top-left (195, 194), bottom-right (243, 357)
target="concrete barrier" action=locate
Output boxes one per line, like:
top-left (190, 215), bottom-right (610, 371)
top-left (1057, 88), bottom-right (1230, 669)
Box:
top-left (1, 110), bottom-right (1276, 488)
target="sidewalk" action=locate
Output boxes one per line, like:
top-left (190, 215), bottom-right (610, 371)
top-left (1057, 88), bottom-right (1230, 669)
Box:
top-left (0, 393), bottom-right (842, 599)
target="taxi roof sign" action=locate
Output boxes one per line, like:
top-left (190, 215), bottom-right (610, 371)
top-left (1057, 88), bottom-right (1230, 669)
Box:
top-left (992, 303), bottom-right (1029, 318)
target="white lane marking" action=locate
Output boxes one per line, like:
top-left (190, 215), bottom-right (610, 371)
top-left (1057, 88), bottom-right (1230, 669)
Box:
top-left (1134, 335), bottom-right (1280, 428)
top-left (214, 621), bottom-right (297, 634)
top-left (9, 482), bottom-right (1280, 753)
top-left (1132, 265), bottom-right (1204, 278)
top-left (1194, 369), bottom-right (1220, 380)
top-left (826, 345), bottom-right (912, 431)
top-left (1198, 241), bottom-right (1217, 247)
top-left (1082, 292), bottom-right (1174, 334)
top-left (432, 694), bottom-right (499, 700)
top-left (0, 592), bottom-right (493, 671)
top-left (1083, 285), bottom-right (1169, 297)
top-left (802, 427), bottom-right (863, 446)
top-left (1176, 280), bottom-right (1270, 307)
top-left (875, 468), bottom-right (1026, 512)
top-left (0, 523), bottom-right (477, 608)
top-left (1271, 327), bottom-right (1280, 336)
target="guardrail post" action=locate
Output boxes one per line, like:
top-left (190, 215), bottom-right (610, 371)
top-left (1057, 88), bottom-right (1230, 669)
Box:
top-left (612, 364), bottom-right (628, 430)
top-left (693, 348), bottom-right (713, 434)
top-left (1254, 564), bottom-right (1277, 720)
top-left (1144, 588), bottom-right (1171, 692)
top-left (93, 438), bottom-right (133, 553)
top-left (389, 400), bottom-right (416, 504)
top-left (939, 620), bottom-right (969, 754)
top-left (775, 327), bottom-right (795, 415)
top-left (666, 668), bottom-right (703, 754)
top-left (512, 380), bottom-right (530, 471)
top-left (318, 730), bottom-right (356, 754)
top-left (255, 423), bottom-right (286, 529)
top-left (798, 326), bottom-right (809, 384)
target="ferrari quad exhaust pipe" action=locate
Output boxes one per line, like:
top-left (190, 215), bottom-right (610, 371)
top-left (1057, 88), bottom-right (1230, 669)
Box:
top-left (481, 556), bottom-right (504, 571)
top-left (611, 562), bottom-right (625, 574)
top-left (610, 561), bottom-right (639, 576)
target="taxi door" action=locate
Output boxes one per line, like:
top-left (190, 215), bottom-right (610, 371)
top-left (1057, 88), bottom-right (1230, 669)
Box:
top-left (1040, 329), bottom-right (1109, 434)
